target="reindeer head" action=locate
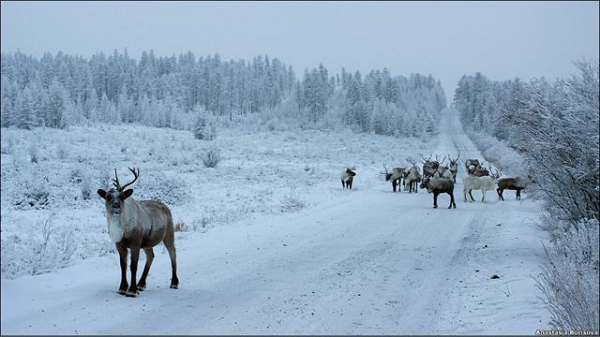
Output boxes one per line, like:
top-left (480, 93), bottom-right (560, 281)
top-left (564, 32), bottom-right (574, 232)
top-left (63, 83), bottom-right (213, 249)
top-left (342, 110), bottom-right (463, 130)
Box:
top-left (448, 155), bottom-right (460, 170)
top-left (97, 167), bottom-right (140, 216)
top-left (490, 168), bottom-right (502, 180)
top-left (419, 177), bottom-right (432, 192)
top-left (346, 168), bottom-right (356, 177)
top-left (382, 164), bottom-right (392, 181)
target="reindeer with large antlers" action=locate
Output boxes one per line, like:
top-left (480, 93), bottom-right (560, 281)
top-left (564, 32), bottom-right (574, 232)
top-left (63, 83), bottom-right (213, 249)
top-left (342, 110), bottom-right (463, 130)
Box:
top-left (382, 164), bottom-right (406, 193)
top-left (97, 167), bottom-right (179, 297)
top-left (463, 168), bottom-right (501, 203)
top-left (404, 161), bottom-right (422, 193)
top-left (448, 155), bottom-right (460, 183)
top-left (421, 154), bottom-right (443, 179)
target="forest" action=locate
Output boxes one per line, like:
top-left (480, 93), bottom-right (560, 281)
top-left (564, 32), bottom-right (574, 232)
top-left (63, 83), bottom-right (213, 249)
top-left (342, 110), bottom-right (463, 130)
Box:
top-left (1, 50), bottom-right (446, 138)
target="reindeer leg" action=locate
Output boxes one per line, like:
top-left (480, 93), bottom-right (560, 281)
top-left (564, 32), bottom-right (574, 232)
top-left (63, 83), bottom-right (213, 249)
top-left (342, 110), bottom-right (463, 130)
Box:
top-left (497, 188), bottom-right (504, 201)
top-left (433, 192), bottom-right (438, 208)
top-left (449, 192), bottom-right (456, 209)
top-left (137, 248), bottom-right (154, 291)
top-left (341, 180), bottom-right (345, 189)
top-left (126, 246), bottom-right (140, 297)
top-left (516, 189), bottom-right (521, 200)
top-left (482, 190), bottom-right (486, 203)
top-left (163, 229), bottom-right (179, 289)
top-left (116, 244), bottom-right (128, 295)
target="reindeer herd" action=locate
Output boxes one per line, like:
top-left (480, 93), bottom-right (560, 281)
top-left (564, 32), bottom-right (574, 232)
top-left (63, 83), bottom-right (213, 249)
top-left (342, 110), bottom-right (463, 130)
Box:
top-left (98, 160), bottom-right (533, 297)
top-left (344, 154), bottom-right (535, 209)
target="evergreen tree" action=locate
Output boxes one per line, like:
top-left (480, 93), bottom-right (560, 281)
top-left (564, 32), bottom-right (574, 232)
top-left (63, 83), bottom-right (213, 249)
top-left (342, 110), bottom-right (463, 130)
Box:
top-left (46, 79), bottom-right (67, 128)
top-left (14, 87), bottom-right (34, 129)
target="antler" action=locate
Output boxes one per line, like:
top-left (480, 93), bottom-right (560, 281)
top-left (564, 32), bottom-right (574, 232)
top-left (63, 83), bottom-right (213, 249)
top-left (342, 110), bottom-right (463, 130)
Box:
top-left (439, 155), bottom-right (447, 165)
top-left (381, 164), bottom-right (389, 175)
top-left (492, 168), bottom-right (501, 179)
top-left (112, 167), bottom-right (140, 191)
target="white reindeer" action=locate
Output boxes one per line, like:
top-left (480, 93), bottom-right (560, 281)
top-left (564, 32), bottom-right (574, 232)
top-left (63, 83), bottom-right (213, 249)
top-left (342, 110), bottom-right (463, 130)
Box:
top-left (404, 164), bottom-right (422, 193)
top-left (463, 169), bottom-right (501, 202)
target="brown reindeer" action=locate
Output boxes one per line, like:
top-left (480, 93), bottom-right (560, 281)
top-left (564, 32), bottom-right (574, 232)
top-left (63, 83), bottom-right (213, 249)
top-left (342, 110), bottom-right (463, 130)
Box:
top-left (497, 174), bottom-right (535, 201)
top-left (421, 154), bottom-right (443, 178)
top-left (97, 167), bottom-right (179, 297)
top-left (471, 165), bottom-right (490, 177)
top-left (420, 176), bottom-right (457, 209)
top-left (464, 158), bottom-right (481, 175)
top-left (341, 167), bottom-right (356, 190)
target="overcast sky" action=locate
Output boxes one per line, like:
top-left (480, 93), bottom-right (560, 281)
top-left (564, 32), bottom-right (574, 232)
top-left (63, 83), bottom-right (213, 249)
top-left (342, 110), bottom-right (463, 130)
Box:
top-left (1, 1), bottom-right (598, 100)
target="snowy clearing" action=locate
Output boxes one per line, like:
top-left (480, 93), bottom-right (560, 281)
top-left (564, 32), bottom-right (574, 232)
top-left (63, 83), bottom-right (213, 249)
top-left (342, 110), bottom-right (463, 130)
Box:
top-left (1, 108), bottom-right (550, 334)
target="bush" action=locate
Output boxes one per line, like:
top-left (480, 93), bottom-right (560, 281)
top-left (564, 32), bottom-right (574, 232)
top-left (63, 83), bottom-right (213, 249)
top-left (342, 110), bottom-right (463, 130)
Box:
top-left (536, 218), bottom-right (600, 331)
top-left (203, 146), bottom-right (221, 168)
top-left (28, 143), bottom-right (39, 163)
top-left (1, 215), bottom-right (76, 278)
top-left (56, 141), bottom-right (69, 160)
top-left (81, 178), bottom-right (92, 201)
top-left (280, 189), bottom-right (306, 213)
top-left (14, 175), bottom-right (50, 209)
top-left (136, 171), bottom-right (190, 206)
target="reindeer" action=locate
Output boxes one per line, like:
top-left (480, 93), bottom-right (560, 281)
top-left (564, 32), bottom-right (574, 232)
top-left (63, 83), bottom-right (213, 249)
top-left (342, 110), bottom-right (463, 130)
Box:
top-left (341, 167), bottom-right (356, 190)
top-left (434, 165), bottom-right (453, 180)
top-left (497, 174), bottom-right (535, 201)
top-left (403, 164), bottom-right (421, 193)
top-left (382, 165), bottom-right (406, 193)
top-left (421, 154), bottom-right (443, 179)
top-left (97, 167), bottom-right (179, 297)
top-left (463, 168), bottom-right (501, 203)
top-left (448, 155), bottom-right (460, 183)
top-left (471, 165), bottom-right (490, 177)
top-left (420, 176), bottom-right (456, 209)
top-left (464, 158), bottom-right (481, 175)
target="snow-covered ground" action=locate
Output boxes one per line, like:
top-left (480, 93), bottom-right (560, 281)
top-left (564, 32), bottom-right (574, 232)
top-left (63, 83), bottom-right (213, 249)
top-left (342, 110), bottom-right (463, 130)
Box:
top-left (1, 108), bottom-right (551, 334)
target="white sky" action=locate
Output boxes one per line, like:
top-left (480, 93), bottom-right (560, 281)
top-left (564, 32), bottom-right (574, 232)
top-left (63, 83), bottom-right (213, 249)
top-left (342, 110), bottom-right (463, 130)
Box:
top-left (1, 1), bottom-right (598, 101)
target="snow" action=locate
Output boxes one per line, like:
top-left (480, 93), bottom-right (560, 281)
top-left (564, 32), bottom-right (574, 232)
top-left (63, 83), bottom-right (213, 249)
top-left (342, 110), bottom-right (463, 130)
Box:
top-left (1, 108), bottom-right (551, 334)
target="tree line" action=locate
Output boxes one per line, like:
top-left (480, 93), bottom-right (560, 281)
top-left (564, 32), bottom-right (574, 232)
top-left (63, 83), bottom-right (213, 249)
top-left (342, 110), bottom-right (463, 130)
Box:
top-left (1, 50), bottom-right (446, 137)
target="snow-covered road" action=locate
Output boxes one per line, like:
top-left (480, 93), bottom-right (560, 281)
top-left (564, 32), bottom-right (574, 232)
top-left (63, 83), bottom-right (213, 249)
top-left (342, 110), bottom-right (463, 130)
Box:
top-left (1, 109), bottom-right (550, 334)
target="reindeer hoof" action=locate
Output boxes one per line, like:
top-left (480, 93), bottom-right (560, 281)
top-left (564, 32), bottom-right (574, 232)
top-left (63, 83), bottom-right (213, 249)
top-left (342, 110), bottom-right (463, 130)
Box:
top-left (137, 285), bottom-right (146, 291)
top-left (125, 290), bottom-right (139, 297)
top-left (170, 284), bottom-right (179, 289)
top-left (118, 289), bottom-right (127, 295)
